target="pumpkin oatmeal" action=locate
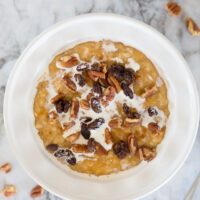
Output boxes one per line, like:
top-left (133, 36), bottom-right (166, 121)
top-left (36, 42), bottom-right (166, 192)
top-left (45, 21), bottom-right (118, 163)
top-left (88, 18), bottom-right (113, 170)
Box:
top-left (33, 40), bottom-right (169, 176)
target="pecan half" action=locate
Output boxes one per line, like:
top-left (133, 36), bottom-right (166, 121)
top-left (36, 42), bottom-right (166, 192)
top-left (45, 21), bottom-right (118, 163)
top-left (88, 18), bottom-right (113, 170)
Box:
top-left (80, 99), bottom-right (90, 110)
top-left (123, 118), bottom-right (140, 127)
top-left (63, 121), bottom-right (75, 130)
top-left (165, 2), bottom-right (181, 17)
top-left (141, 84), bottom-right (158, 98)
top-left (1, 185), bottom-right (17, 198)
top-left (128, 134), bottom-right (137, 154)
top-left (107, 76), bottom-right (121, 93)
top-left (186, 18), bottom-right (200, 36)
top-left (63, 76), bottom-right (77, 92)
top-left (57, 55), bottom-right (79, 68)
top-left (105, 128), bottom-right (113, 144)
top-left (88, 70), bottom-right (105, 81)
top-left (0, 163), bottom-right (11, 173)
top-left (148, 122), bottom-right (160, 132)
top-left (95, 142), bottom-right (108, 156)
top-left (70, 99), bottom-right (79, 119)
top-left (108, 118), bottom-right (121, 128)
top-left (50, 93), bottom-right (64, 104)
top-left (142, 147), bottom-right (157, 162)
top-left (66, 131), bottom-right (80, 143)
top-left (30, 185), bottom-right (44, 198)
top-left (72, 144), bottom-right (93, 153)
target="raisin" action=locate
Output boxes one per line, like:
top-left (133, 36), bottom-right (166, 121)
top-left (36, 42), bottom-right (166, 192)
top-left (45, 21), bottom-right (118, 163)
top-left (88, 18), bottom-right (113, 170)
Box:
top-left (93, 82), bottom-right (102, 97)
top-left (131, 112), bottom-right (141, 119)
top-left (55, 99), bottom-right (71, 113)
top-left (54, 149), bottom-right (70, 158)
top-left (123, 103), bottom-right (140, 119)
top-left (81, 123), bottom-right (91, 139)
top-left (108, 64), bottom-right (125, 81)
top-left (88, 118), bottom-right (105, 130)
top-left (99, 78), bottom-right (109, 88)
top-left (148, 107), bottom-right (158, 117)
top-left (74, 74), bottom-right (85, 87)
top-left (46, 144), bottom-right (59, 152)
top-left (91, 97), bottom-right (102, 113)
top-left (121, 82), bottom-right (133, 99)
top-left (91, 63), bottom-right (102, 72)
top-left (66, 150), bottom-right (76, 165)
top-left (113, 141), bottom-right (129, 159)
top-left (88, 138), bottom-right (96, 151)
top-left (123, 68), bottom-right (136, 85)
top-left (80, 116), bottom-right (92, 123)
top-left (76, 63), bottom-right (89, 71)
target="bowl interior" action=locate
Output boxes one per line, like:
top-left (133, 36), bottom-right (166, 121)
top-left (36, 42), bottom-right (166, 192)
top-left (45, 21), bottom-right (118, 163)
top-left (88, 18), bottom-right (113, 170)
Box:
top-left (4, 14), bottom-right (199, 200)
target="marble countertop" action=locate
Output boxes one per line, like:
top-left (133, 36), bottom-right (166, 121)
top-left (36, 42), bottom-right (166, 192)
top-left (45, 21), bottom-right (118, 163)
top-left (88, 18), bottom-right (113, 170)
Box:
top-left (0, 0), bottom-right (200, 199)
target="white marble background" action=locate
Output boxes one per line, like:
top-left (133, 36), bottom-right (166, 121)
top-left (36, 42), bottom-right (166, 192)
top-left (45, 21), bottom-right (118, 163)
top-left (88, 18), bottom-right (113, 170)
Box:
top-left (0, 0), bottom-right (200, 199)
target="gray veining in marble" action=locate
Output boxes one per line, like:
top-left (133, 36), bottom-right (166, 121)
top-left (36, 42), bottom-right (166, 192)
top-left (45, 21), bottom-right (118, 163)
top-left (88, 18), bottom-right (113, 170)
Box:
top-left (0, 0), bottom-right (200, 199)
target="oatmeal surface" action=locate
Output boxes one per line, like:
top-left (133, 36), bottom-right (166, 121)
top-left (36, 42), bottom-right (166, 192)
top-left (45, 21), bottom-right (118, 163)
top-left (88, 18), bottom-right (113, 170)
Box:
top-left (34, 40), bottom-right (169, 176)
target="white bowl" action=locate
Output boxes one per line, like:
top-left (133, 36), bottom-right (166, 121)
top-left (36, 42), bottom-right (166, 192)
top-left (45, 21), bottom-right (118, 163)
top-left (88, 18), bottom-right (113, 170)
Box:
top-left (4, 14), bottom-right (199, 200)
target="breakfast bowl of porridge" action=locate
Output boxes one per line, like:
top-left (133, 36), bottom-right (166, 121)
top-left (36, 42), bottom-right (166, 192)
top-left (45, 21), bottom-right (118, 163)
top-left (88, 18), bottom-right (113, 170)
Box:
top-left (4, 14), bottom-right (199, 200)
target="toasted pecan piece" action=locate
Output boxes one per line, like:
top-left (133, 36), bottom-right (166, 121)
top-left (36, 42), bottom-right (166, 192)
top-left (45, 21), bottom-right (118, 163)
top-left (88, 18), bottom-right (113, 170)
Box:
top-left (186, 18), bottom-right (200, 36)
top-left (135, 148), bottom-right (144, 161)
top-left (1, 185), bottom-right (17, 198)
top-left (57, 55), bottom-right (79, 68)
top-left (105, 128), bottom-right (113, 144)
top-left (72, 144), bottom-right (93, 153)
top-left (0, 163), bottom-right (11, 173)
top-left (70, 99), bottom-right (79, 119)
top-left (87, 70), bottom-right (105, 81)
top-left (48, 111), bottom-right (58, 123)
top-left (107, 76), bottom-right (121, 93)
top-left (30, 185), bottom-right (44, 198)
top-left (128, 134), bottom-right (137, 154)
top-left (50, 93), bottom-right (64, 104)
top-left (80, 99), bottom-right (90, 110)
top-left (165, 2), bottom-right (181, 17)
top-left (66, 132), bottom-right (80, 143)
top-left (148, 122), bottom-right (160, 132)
top-left (86, 92), bottom-right (94, 101)
top-left (123, 118), bottom-right (140, 127)
top-left (108, 118), bottom-right (121, 128)
top-left (141, 84), bottom-right (158, 98)
top-left (142, 147), bottom-right (157, 162)
top-left (101, 86), bottom-right (116, 106)
top-left (95, 142), bottom-right (108, 156)
top-left (63, 76), bottom-right (77, 92)
top-left (63, 121), bottom-right (75, 130)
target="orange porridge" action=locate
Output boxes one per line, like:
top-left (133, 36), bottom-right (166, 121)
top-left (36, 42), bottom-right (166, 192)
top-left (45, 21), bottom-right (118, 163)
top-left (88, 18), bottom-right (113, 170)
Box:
top-left (33, 40), bottom-right (169, 176)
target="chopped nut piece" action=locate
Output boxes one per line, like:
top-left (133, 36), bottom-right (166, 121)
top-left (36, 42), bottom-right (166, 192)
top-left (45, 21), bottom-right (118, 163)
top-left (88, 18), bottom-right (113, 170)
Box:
top-left (128, 134), bottom-right (137, 154)
top-left (165, 2), bottom-right (181, 17)
top-left (50, 93), bottom-right (64, 104)
top-left (123, 118), bottom-right (140, 127)
top-left (63, 76), bottom-right (77, 92)
top-left (48, 111), bottom-right (58, 122)
top-left (105, 128), bottom-right (113, 144)
top-left (86, 92), bottom-right (94, 101)
top-left (70, 99), bottom-right (79, 119)
top-left (141, 84), bottom-right (158, 98)
top-left (148, 122), bottom-right (160, 132)
top-left (57, 55), bottom-right (79, 68)
top-left (72, 144), bottom-right (93, 153)
top-left (0, 163), bottom-right (11, 173)
top-left (66, 131), bottom-right (80, 143)
top-left (30, 185), bottom-right (44, 198)
top-left (87, 70), bottom-right (105, 81)
top-left (63, 121), bottom-right (75, 130)
top-left (80, 99), bottom-right (90, 110)
top-left (107, 76), bottom-right (122, 93)
top-left (104, 86), bottom-right (115, 101)
top-left (95, 142), bottom-right (108, 156)
top-left (186, 18), bottom-right (200, 36)
top-left (108, 118), bottom-right (121, 128)
top-left (142, 147), bottom-right (157, 162)
top-left (135, 148), bottom-right (144, 161)
top-left (1, 185), bottom-right (17, 198)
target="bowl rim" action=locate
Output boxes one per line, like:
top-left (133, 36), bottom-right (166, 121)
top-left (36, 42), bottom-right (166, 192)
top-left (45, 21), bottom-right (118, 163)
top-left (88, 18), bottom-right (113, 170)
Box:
top-left (3, 13), bottom-right (200, 200)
